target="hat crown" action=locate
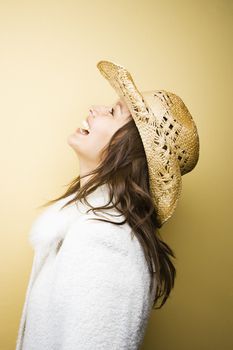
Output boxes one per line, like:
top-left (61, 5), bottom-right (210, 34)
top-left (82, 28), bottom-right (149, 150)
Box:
top-left (141, 90), bottom-right (200, 176)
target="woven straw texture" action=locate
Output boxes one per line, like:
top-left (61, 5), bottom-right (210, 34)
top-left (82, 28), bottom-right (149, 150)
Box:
top-left (97, 60), bottom-right (200, 227)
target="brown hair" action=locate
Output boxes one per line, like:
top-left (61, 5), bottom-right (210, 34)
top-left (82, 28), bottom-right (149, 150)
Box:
top-left (41, 117), bottom-right (176, 309)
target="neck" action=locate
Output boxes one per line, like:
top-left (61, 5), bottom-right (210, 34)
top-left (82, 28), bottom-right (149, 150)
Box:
top-left (78, 159), bottom-right (99, 188)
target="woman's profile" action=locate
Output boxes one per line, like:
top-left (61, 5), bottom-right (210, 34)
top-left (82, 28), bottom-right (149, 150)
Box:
top-left (15, 60), bottom-right (200, 350)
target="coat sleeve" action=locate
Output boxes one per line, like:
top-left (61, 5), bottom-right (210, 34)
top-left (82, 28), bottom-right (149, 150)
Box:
top-left (50, 220), bottom-right (152, 350)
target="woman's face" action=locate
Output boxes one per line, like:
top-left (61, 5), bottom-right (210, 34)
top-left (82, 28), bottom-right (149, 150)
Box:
top-left (67, 98), bottom-right (132, 166)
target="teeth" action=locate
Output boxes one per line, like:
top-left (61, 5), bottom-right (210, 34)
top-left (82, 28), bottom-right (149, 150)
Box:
top-left (81, 120), bottom-right (90, 132)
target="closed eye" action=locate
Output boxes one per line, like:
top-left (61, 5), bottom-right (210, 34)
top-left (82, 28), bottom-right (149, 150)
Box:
top-left (109, 102), bottom-right (121, 116)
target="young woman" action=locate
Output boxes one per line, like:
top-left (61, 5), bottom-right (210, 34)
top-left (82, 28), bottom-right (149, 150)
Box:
top-left (16, 60), bottom-right (200, 350)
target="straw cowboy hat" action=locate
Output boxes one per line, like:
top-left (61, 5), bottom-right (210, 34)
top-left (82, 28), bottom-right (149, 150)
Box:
top-left (96, 60), bottom-right (200, 227)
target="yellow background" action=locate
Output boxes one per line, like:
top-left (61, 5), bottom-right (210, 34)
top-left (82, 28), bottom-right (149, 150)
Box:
top-left (0, 1), bottom-right (232, 349)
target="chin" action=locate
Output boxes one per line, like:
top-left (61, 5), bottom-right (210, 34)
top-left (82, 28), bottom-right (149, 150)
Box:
top-left (67, 134), bottom-right (73, 145)
top-left (67, 134), bottom-right (78, 148)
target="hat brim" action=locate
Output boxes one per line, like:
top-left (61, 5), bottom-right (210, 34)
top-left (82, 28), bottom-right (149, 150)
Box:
top-left (97, 60), bottom-right (182, 226)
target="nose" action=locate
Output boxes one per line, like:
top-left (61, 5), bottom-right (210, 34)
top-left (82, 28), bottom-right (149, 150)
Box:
top-left (89, 107), bottom-right (95, 117)
top-left (89, 105), bottom-right (111, 117)
top-left (90, 105), bottom-right (101, 116)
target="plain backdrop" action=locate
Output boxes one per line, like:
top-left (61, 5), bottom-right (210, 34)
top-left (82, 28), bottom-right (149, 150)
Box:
top-left (0, 1), bottom-right (232, 349)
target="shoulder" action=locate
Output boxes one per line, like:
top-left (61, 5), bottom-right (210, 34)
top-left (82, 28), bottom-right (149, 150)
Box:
top-left (66, 215), bottom-right (136, 254)
top-left (63, 216), bottom-right (151, 286)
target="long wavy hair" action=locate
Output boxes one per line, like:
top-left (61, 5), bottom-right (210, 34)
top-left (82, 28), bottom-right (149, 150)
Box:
top-left (40, 117), bottom-right (176, 309)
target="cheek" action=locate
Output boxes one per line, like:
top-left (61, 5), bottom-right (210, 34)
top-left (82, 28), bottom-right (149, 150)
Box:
top-left (69, 121), bottom-right (119, 162)
top-left (88, 125), bottom-right (114, 150)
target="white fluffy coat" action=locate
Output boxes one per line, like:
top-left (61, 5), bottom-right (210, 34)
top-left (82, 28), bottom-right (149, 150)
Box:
top-left (15, 184), bottom-right (156, 350)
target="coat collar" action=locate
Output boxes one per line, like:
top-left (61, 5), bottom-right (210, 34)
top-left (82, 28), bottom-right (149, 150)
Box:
top-left (28, 183), bottom-right (121, 252)
top-left (75, 183), bottom-right (114, 213)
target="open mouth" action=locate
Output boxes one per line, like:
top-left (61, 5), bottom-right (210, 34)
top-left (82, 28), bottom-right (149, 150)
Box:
top-left (78, 128), bottom-right (89, 135)
top-left (77, 119), bottom-right (90, 135)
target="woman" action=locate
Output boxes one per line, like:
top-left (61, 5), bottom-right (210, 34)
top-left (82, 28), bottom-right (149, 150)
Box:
top-left (16, 60), bottom-right (200, 350)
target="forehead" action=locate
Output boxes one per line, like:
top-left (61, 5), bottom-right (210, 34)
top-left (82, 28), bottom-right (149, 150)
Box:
top-left (114, 98), bottom-right (128, 109)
